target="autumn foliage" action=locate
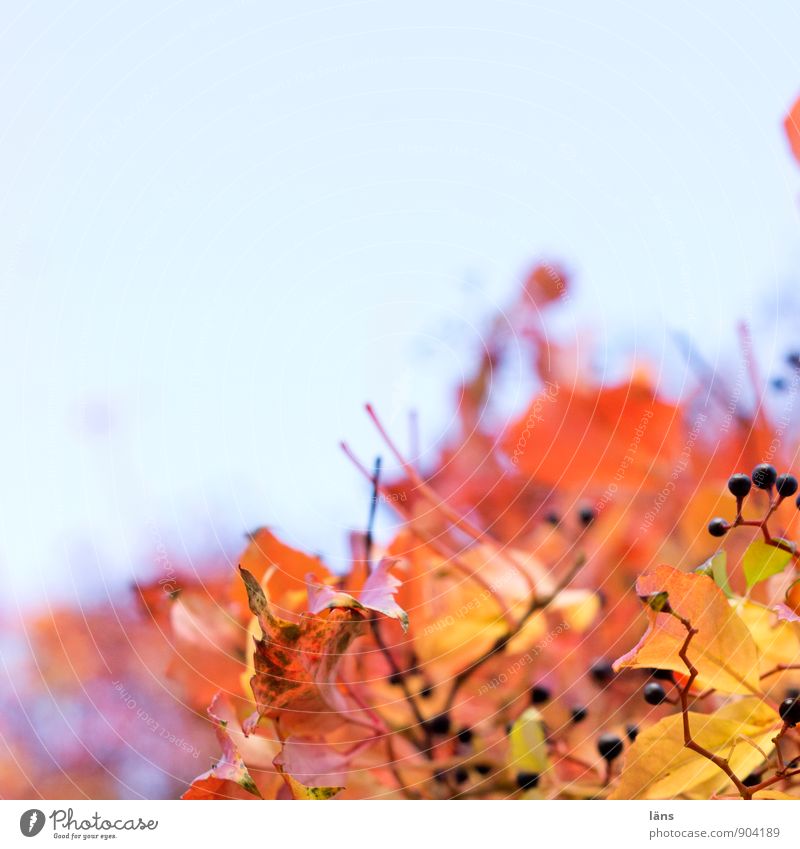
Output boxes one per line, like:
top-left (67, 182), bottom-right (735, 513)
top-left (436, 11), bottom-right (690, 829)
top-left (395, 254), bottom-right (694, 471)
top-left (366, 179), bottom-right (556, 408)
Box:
top-left (4, 96), bottom-right (800, 801)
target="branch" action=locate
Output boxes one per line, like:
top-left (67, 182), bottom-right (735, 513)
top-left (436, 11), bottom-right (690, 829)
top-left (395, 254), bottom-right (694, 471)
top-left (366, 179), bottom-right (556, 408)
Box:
top-left (760, 664), bottom-right (800, 682)
top-left (744, 723), bottom-right (800, 796)
top-left (369, 615), bottom-right (432, 756)
top-left (341, 440), bottom-right (516, 625)
top-left (729, 493), bottom-right (798, 559)
top-left (364, 403), bottom-right (537, 595)
top-left (365, 456), bottom-right (381, 567)
top-left (443, 551), bottom-right (586, 711)
top-left (675, 616), bottom-right (753, 800)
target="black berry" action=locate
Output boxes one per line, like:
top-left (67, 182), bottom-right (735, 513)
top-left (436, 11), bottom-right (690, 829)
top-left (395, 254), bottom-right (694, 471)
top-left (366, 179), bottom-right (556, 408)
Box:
top-left (625, 723), bottom-right (639, 743)
top-left (597, 733), bottom-right (624, 762)
top-left (490, 635), bottom-right (510, 653)
top-left (530, 684), bottom-right (551, 704)
top-left (779, 697), bottom-right (800, 726)
top-left (516, 771), bottom-right (540, 790)
top-left (456, 727), bottom-right (473, 744)
top-left (571, 705), bottom-right (588, 724)
top-left (727, 473), bottom-right (752, 498)
top-left (644, 682), bottom-right (667, 705)
top-left (590, 659), bottom-right (615, 685)
top-left (776, 474), bottom-right (799, 498)
top-left (752, 463), bottom-right (777, 490)
top-left (651, 668), bottom-right (674, 682)
top-left (427, 713), bottom-right (451, 735)
top-left (578, 505), bottom-right (595, 526)
top-left (708, 517), bottom-right (729, 537)
top-left (742, 772), bottom-right (763, 787)
top-left (453, 766), bottom-right (469, 784)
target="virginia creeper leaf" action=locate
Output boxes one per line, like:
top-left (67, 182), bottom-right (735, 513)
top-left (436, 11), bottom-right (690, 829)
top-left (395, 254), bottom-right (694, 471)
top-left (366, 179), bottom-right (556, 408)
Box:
top-left (696, 551), bottom-right (733, 598)
top-left (734, 599), bottom-right (800, 674)
top-left (280, 774), bottom-right (343, 800)
top-left (183, 693), bottom-right (262, 800)
top-left (743, 541), bottom-right (793, 588)
top-left (614, 565), bottom-right (760, 695)
top-left (610, 698), bottom-right (778, 799)
top-left (359, 558), bottom-right (410, 631)
top-left (239, 567), bottom-right (368, 733)
top-left (508, 707), bottom-right (550, 776)
top-left (305, 557), bottom-right (409, 631)
top-left (276, 736), bottom-right (371, 787)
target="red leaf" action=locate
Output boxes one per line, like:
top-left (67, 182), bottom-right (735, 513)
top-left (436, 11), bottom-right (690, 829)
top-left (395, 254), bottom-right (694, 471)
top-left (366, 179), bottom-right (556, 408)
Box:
top-left (305, 557), bottom-right (409, 631)
top-left (239, 567), bottom-right (368, 734)
top-left (276, 736), bottom-right (372, 787)
top-left (182, 693), bottom-right (262, 800)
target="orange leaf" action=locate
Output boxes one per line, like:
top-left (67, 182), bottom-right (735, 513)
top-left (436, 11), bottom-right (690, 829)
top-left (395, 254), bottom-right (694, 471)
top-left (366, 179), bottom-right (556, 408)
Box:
top-left (614, 565), bottom-right (760, 695)
top-left (232, 528), bottom-right (329, 618)
top-left (503, 376), bottom-right (684, 490)
top-left (239, 567), bottom-right (368, 734)
top-left (785, 95), bottom-right (800, 166)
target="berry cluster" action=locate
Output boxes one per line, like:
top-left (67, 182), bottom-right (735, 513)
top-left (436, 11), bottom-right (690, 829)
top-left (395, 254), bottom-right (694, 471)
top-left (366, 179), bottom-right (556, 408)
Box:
top-left (708, 464), bottom-right (799, 538)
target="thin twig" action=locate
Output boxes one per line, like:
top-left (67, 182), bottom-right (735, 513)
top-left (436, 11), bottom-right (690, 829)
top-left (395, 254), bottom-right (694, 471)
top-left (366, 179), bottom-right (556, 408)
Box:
top-left (358, 453), bottom-right (431, 754)
top-left (341, 440), bottom-right (516, 625)
top-left (760, 664), bottom-right (800, 681)
top-left (675, 616), bottom-right (753, 799)
top-left (728, 492), bottom-right (799, 560)
top-left (369, 615), bottom-right (432, 756)
top-left (365, 456), bottom-right (382, 569)
top-left (364, 403), bottom-right (537, 595)
top-left (443, 552), bottom-right (586, 711)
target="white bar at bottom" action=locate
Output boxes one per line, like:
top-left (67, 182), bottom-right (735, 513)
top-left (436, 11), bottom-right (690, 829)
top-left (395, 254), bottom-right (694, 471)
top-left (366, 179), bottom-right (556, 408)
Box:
top-left (1, 799), bottom-right (797, 848)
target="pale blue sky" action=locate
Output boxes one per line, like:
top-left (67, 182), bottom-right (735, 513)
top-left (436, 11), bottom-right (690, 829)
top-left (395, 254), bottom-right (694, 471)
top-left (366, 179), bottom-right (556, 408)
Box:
top-left (2, 1), bottom-right (800, 606)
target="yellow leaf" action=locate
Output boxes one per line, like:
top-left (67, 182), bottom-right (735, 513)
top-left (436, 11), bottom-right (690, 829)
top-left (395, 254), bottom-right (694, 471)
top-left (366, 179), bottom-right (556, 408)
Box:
top-left (549, 588), bottom-right (601, 632)
top-left (734, 600), bottom-right (800, 674)
top-left (239, 613), bottom-right (261, 701)
top-left (282, 773), bottom-right (343, 800)
top-left (410, 549), bottom-right (508, 673)
top-left (509, 707), bottom-right (550, 775)
top-left (614, 565), bottom-right (760, 695)
top-left (610, 698), bottom-right (778, 800)
top-left (743, 541), bottom-right (793, 588)
top-left (696, 551), bottom-right (733, 598)
top-left (505, 611), bottom-right (548, 655)
top-left (753, 789), bottom-right (799, 799)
